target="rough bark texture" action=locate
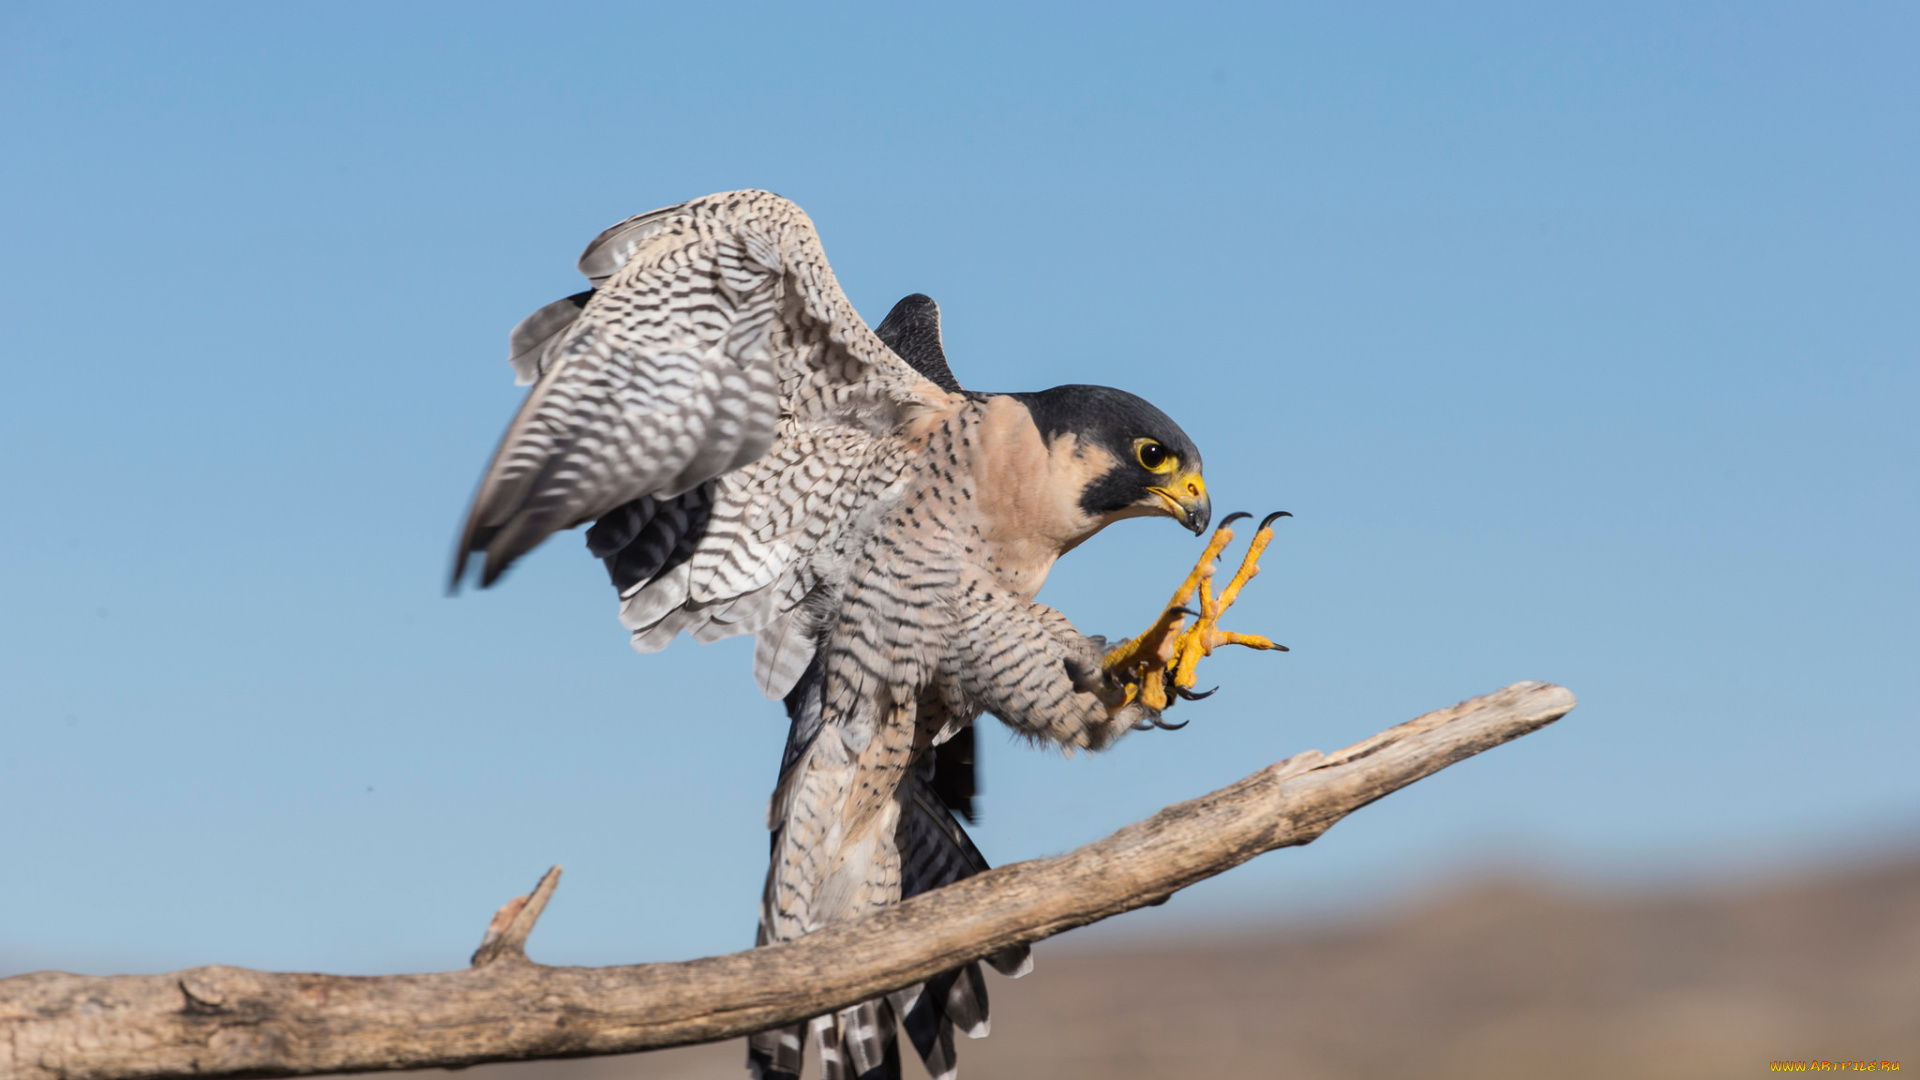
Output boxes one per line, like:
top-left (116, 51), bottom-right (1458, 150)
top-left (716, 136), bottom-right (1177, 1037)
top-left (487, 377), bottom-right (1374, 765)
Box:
top-left (0, 681), bottom-right (1574, 1080)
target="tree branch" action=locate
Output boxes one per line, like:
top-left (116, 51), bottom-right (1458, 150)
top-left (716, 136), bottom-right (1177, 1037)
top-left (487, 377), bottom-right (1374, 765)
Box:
top-left (469, 865), bottom-right (562, 968)
top-left (0, 680), bottom-right (1573, 1080)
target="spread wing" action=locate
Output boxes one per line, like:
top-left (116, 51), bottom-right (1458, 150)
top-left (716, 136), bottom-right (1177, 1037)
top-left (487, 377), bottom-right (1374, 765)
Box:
top-left (453, 190), bottom-right (947, 593)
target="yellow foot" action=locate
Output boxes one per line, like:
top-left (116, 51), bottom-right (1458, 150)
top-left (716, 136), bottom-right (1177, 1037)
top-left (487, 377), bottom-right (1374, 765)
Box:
top-left (1103, 511), bottom-right (1290, 719)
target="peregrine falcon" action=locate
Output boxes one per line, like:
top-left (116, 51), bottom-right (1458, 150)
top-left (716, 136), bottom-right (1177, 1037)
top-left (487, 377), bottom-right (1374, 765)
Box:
top-left (452, 191), bottom-right (1284, 1080)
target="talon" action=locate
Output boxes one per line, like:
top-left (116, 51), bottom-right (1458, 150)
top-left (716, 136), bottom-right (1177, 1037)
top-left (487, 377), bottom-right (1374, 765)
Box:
top-left (1108, 505), bottom-right (1288, 712)
top-left (1152, 716), bottom-right (1190, 731)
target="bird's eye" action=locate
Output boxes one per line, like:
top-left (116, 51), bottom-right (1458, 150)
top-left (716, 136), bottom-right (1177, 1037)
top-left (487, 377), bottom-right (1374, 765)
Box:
top-left (1135, 439), bottom-right (1174, 472)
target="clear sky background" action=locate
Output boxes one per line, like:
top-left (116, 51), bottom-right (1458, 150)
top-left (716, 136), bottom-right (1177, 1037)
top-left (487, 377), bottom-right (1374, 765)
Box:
top-left (2, 2), bottom-right (1914, 979)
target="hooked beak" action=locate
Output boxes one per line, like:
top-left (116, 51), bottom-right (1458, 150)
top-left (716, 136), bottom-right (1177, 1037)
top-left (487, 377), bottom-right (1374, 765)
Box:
top-left (1148, 473), bottom-right (1211, 534)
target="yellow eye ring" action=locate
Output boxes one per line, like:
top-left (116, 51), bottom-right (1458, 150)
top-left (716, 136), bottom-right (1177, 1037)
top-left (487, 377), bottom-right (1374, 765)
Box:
top-left (1135, 438), bottom-right (1176, 473)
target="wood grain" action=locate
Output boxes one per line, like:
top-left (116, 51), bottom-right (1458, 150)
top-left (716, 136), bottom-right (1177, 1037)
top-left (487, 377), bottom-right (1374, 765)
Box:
top-left (0, 681), bottom-right (1574, 1080)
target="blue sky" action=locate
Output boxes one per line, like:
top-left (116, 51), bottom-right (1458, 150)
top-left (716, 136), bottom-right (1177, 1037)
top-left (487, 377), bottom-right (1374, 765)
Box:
top-left (2, 2), bottom-right (1914, 978)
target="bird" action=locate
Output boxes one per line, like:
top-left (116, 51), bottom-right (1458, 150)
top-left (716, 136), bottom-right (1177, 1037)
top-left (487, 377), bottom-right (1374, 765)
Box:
top-left (452, 190), bottom-right (1285, 1080)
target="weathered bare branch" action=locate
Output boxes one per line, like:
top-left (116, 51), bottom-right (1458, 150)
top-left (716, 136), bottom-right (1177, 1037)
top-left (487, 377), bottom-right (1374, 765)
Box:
top-left (0, 680), bottom-right (1574, 1080)
top-left (469, 865), bottom-right (562, 967)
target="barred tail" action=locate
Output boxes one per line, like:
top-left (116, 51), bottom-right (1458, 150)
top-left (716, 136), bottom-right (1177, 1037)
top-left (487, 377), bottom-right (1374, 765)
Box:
top-left (746, 1019), bottom-right (805, 1080)
top-left (883, 765), bottom-right (1030, 1080)
top-left (751, 660), bottom-right (1027, 1080)
top-left (748, 1001), bottom-right (904, 1080)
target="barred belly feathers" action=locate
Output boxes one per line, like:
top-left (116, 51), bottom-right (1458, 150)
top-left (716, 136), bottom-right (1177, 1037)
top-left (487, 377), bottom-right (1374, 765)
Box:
top-left (454, 191), bottom-right (1221, 1080)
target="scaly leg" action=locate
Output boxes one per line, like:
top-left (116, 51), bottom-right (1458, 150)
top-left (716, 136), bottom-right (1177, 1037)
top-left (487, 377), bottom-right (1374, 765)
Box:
top-left (1102, 511), bottom-right (1289, 714)
top-left (1169, 511), bottom-right (1290, 693)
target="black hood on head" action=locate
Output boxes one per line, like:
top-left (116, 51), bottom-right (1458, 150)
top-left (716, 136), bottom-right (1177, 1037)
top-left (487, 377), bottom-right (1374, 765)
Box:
top-left (1011, 384), bottom-right (1204, 521)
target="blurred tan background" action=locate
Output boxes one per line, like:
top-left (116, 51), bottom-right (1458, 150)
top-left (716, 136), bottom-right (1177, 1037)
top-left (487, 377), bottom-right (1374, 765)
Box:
top-left (453, 853), bottom-right (1919, 1080)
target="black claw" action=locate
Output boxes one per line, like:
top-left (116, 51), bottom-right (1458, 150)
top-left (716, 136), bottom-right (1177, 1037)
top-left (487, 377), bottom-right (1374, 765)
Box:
top-left (1153, 716), bottom-right (1191, 731)
top-left (1272, 644), bottom-right (1290, 652)
top-left (1173, 685), bottom-right (1218, 701)
top-left (1217, 511), bottom-right (1252, 531)
top-left (1258, 510), bottom-right (1293, 530)
top-left (1166, 606), bottom-right (1200, 621)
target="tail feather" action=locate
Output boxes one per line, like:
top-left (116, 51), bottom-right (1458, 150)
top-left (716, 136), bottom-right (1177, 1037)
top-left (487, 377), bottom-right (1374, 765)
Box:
top-left (892, 975), bottom-right (959, 1080)
top-left (835, 999), bottom-right (902, 1079)
top-left (808, 1004), bottom-right (902, 1080)
top-left (870, 765), bottom-right (1024, 1077)
top-left (812, 1016), bottom-right (846, 1080)
top-left (756, 666), bottom-right (1027, 1080)
top-left (987, 945), bottom-right (1034, 979)
top-left (942, 962), bottom-right (991, 1040)
top-left (901, 771), bottom-right (1033, 981)
top-left (747, 1022), bottom-right (805, 1080)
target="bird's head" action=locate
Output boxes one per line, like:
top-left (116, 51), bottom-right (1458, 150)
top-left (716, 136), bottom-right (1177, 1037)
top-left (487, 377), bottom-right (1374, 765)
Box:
top-left (1015, 384), bottom-right (1211, 535)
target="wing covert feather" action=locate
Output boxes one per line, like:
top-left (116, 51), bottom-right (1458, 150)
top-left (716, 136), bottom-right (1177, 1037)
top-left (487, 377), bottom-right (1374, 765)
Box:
top-left (454, 190), bottom-right (942, 589)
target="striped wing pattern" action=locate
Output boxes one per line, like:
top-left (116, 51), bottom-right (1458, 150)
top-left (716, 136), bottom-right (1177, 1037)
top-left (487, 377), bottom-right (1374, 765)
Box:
top-left (454, 189), bottom-right (936, 601)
